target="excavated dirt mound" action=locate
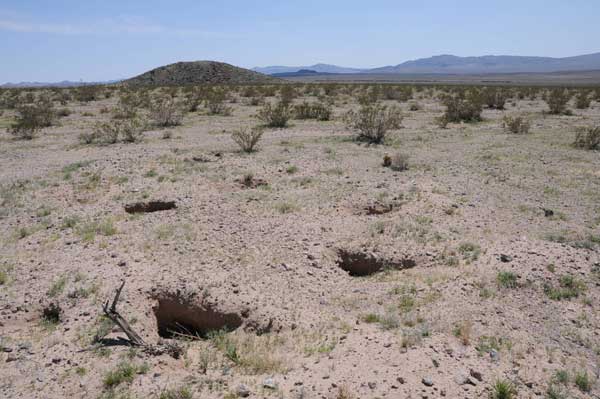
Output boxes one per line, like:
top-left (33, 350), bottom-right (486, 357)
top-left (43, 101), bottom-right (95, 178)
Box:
top-left (336, 248), bottom-right (416, 276)
top-left (152, 290), bottom-right (244, 338)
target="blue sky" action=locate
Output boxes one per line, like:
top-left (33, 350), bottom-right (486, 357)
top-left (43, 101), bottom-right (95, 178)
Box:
top-left (1, 0), bottom-right (599, 82)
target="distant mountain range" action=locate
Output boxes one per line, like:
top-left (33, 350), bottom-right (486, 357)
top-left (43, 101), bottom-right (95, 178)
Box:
top-left (255, 52), bottom-right (600, 75)
top-left (4, 53), bottom-right (600, 87)
top-left (253, 63), bottom-right (367, 75)
top-left (1, 80), bottom-right (119, 88)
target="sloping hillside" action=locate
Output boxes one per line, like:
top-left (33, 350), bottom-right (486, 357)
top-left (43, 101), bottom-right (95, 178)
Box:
top-left (125, 61), bottom-right (279, 85)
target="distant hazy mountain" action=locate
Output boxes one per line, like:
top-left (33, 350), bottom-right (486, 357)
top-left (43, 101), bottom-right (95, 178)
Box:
top-left (253, 63), bottom-right (366, 75)
top-left (1, 80), bottom-right (119, 88)
top-left (255, 53), bottom-right (600, 75)
top-left (369, 53), bottom-right (600, 74)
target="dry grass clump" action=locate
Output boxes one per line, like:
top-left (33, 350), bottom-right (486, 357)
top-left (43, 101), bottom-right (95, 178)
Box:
top-left (231, 127), bottom-right (264, 152)
top-left (257, 101), bottom-right (292, 128)
top-left (573, 126), bottom-right (600, 150)
top-left (503, 115), bottom-right (531, 134)
top-left (346, 103), bottom-right (403, 144)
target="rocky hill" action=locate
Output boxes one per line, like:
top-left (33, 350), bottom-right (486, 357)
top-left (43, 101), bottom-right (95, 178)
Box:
top-left (124, 61), bottom-right (279, 85)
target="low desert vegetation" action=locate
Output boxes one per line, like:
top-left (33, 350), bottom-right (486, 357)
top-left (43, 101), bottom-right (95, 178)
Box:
top-left (573, 126), bottom-right (600, 150)
top-left (10, 99), bottom-right (56, 139)
top-left (546, 89), bottom-right (571, 115)
top-left (345, 103), bottom-right (403, 144)
top-left (503, 115), bottom-right (531, 134)
top-left (2, 80), bottom-right (600, 399)
top-left (439, 92), bottom-right (483, 124)
top-left (257, 100), bottom-right (292, 127)
top-left (231, 126), bottom-right (264, 152)
top-left (149, 95), bottom-right (184, 127)
top-left (491, 379), bottom-right (517, 399)
top-left (81, 118), bottom-right (147, 144)
top-left (293, 101), bottom-right (332, 121)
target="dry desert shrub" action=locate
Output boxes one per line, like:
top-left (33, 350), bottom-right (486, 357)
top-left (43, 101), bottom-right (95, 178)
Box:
top-left (440, 92), bottom-right (483, 124)
top-left (279, 85), bottom-right (297, 105)
top-left (231, 126), bottom-right (264, 152)
top-left (346, 103), bottom-right (403, 144)
top-left (546, 89), bottom-right (571, 115)
top-left (81, 118), bottom-right (147, 145)
top-left (149, 95), bottom-right (184, 127)
top-left (10, 99), bottom-right (56, 139)
top-left (257, 101), bottom-right (292, 128)
top-left (573, 126), bottom-right (600, 150)
top-left (575, 90), bottom-right (591, 109)
top-left (482, 87), bottom-right (509, 110)
top-left (205, 88), bottom-right (232, 115)
top-left (503, 115), bottom-right (531, 134)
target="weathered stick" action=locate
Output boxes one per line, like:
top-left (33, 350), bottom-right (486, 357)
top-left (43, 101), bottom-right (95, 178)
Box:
top-left (102, 280), bottom-right (146, 347)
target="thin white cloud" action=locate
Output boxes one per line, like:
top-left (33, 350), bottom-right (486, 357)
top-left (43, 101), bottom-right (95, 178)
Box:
top-left (0, 13), bottom-right (235, 38)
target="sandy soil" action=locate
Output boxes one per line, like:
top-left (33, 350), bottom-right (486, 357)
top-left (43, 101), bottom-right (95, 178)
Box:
top-left (0, 86), bottom-right (599, 399)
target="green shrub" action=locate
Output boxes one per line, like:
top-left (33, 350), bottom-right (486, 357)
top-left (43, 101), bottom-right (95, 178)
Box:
top-left (496, 271), bottom-right (518, 288)
top-left (103, 361), bottom-right (138, 388)
top-left (159, 386), bottom-right (193, 399)
top-left (345, 103), bottom-right (403, 144)
top-left (293, 101), bottom-right (332, 121)
top-left (257, 101), bottom-right (292, 128)
top-left (544, 275), bottom-right (586, 300)
top-left (441, 93), bottom-right (482, 123)
top-left (85, 118), bottom-right (147, 145)
top-left (10, 100), bottom-right (56, 139)
top-left (574, 370), bottom-right (591, 392)
top-left (490, 379), bottom-right (516, 399)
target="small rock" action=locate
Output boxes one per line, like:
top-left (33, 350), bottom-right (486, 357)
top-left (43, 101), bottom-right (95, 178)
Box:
top-left (422, 377), bottom-right (434, 387)
top-left (469, 369), bottom-right (483, 382)
top-left (263, 377), bottom-right (277, 389)
top-left (500, 254), bottom-right (513, 263)
top-left (368, 382), bottom-right (377, 389)
top-left (236, 384), bottom-right (251, 397)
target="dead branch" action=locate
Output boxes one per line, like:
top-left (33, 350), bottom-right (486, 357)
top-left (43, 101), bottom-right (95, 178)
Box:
top-left (102, 280), bottom-right (146, 347)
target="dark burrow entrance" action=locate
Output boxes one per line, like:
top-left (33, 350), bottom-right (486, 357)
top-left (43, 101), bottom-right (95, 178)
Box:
top-left (153, 294), bottom-right (243, 339)
top-left (336, 249), bottom-right (416, 277)
top-left (125, 200), bottom-right (176, 214)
